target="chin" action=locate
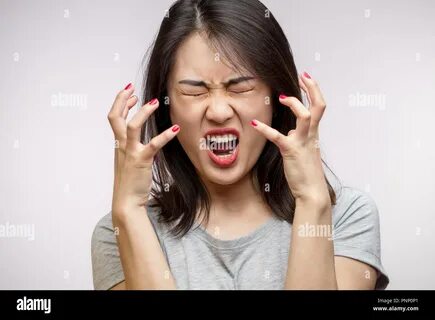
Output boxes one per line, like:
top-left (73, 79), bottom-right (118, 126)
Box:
top-left (201, 165), bottom-right (247, 185)
top-left (195, 147), bottom-right (258, 186)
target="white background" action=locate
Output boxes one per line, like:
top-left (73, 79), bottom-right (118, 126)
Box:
top-left (0, 0), bottom-right (434, 289)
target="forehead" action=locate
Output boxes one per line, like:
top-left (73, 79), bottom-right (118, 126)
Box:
top-left (170, 32), bottom-right (249, 82)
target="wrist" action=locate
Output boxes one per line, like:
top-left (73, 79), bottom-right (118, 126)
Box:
top-left (112, 203), bottom-right (147, 225)
top-left (295, 193), bottom-right (332, 213)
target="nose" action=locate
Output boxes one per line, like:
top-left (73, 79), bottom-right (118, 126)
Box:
top-left (205, 91), bottom-right (234, 124)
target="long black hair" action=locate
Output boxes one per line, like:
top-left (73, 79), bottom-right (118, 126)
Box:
top-left (141, 0), bottom-right (339, 237)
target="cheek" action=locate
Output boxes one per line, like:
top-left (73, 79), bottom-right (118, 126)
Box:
top-left (235, 92), bottom-right (273, 124)
top-left (169, 93), bottom-right (203, 125)
top-left (236, 92), bottom-right (272, 156)
top-left (169, 97), bottom-right (202, 155)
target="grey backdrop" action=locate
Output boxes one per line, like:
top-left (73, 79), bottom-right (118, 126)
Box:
top-left (0, 0), bottom-right (434, 289)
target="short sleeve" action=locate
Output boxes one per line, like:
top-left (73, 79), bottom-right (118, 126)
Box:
top-left (332, 187), bottom-right (389, 289)
top-left (91, 212), bottom-right (125, 290)
top-left (91, 206), bottom-right (170, 290)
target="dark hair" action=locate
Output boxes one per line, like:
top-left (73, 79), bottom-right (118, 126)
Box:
top-left (141, 0), bottom-right (339, 237)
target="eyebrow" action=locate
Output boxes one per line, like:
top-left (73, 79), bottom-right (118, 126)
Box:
top-left (178, 76), bottom-right (255, 88)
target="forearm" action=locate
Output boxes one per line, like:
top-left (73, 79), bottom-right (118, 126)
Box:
top-left (112, 206), bottom-right (176, 290)
top-left (285, 198), bottom-right (338, 289)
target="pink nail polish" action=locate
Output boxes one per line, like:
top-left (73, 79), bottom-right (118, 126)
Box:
top-left (303, 72), bottom-right (311, 79)
top-left (250, 120), bottom-right (258, 127)
top-left (149, 98), bottom-right (158, 105)
top-left (124, 83), bottom-right (132, 90)
top-left (279, 94), bottom-right (287, 99)
top-left (172, 125), bottom-right (180, 132)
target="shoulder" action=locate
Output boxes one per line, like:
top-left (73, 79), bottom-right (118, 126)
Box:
top-left (93, 203), bottom-right (166, 233)
top-left (91, 204), bottom-right (170, 255)
top-left (90, 212), bottom-right (121, 290)
top-left (331, 186), bottom-right (389, 289)
top-left (332, 186), bottom-right (380, 228)
top-left (91, 212), bottom-right (115, 251)
top-left (90, 204), bottom-right (170, 290)
top-left (92, 212), bottom-right (113, 236)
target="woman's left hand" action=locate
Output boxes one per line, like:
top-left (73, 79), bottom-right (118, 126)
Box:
top-left (251, 72), bottom-right (330, 206)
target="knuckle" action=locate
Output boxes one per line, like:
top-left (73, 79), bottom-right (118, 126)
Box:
top-left (126, 121), bottom-right (139, 132)
top-left (273, 131), bottom-right (282, 143)
top-left (148, 138), bottom-right (159, 152)
top-left (113, 92), bottom-right (128, 107)
top-left (288, 96), bottom-right (300, 104)
top-left (116, 90), bottom-right (127, 100)
top-left (125, 147), bottom-right (139, 160)
top-left (301, 112), bottom-right (311, 121)
top-left (311, 79), bottom-right (319, 88)
top-left (313, 102), bottom-right (326, 110)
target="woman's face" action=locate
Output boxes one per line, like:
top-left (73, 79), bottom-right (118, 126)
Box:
top-left (167, 32), bottom-right (272, 186)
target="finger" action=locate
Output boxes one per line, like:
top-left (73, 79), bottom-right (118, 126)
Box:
top-left (278, 95), bottom-right (311, 139)
top-left (126, 98), bottom-right (159, 145)
top-left (144, 124), bottom-right (181, 157)
top-left (249, 119), bottom-right (288, 151)
top-left (298, 78), bottom-right (311, 106)
top-left (122, 95), bottom-right (138, 119)
top-left (110, 83), bottom-right (135, 117)
top-left (299, 72), bottom-right (326, 124)
top-left (108, 83), bottom-right (135, 138)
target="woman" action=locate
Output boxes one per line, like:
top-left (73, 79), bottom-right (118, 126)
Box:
top-left (92, 0), bottom-right (389, 290)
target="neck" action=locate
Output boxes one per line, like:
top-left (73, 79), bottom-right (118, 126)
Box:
top-left (198, 171), bottom-right (273, 224)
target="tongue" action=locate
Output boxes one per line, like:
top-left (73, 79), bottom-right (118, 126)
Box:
top-left (210, 139), bottom-right (238, 154)
top-left (214, 149), bottom-right (231, 155)
top-left (212, 142), bottom-right (238, 155)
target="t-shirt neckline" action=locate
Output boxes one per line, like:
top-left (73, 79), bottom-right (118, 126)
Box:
top-left (190, 214), bottom-right (282, 250)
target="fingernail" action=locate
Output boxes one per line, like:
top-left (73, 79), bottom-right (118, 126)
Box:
top-left (149, 98), bottom-right (158, 105)
top-left (279, 94), bottom-right (287, 99)
top-left (250, 120), bottom-right (258, 127)
top-left (124, 83), bottom-right (132, 90)
top-left (172, 125), bottom-right (180, 132)
top-left (303, 72), bottom-right (311, 79)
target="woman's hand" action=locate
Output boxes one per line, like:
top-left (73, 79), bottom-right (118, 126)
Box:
top-left (108, 83), bottom-right (180, 217)
top-left (106, 83), bottom-right (179, 289)
top-left (253, 73), bottom-right (337, 289)
top-left (251, 72), bottom-right (329, 207)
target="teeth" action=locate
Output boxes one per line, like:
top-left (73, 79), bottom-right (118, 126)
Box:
top-left (207, 134), bottom-right (238, 143)
top-left (217, 153), bottom-right (232, 158)
top-left (216, 149), bottom-right (235, 158)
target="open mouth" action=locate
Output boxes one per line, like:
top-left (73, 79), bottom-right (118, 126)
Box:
top-left (206, 134), bottom-right (239, 157)
top-left (204, 128), bottom-right (240, 167)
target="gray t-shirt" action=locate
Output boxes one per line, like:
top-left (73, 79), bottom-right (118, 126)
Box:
top-left (91, 186), bottom-right (389, 290)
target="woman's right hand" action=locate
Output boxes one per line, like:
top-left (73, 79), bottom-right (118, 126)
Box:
top-left (108, 83), bottom-right (180, 217)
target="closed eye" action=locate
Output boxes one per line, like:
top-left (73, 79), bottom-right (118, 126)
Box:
top-left (182, 92), bottom-right (208, 97)
top-left (229, 88), bottom-right (254, 94)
